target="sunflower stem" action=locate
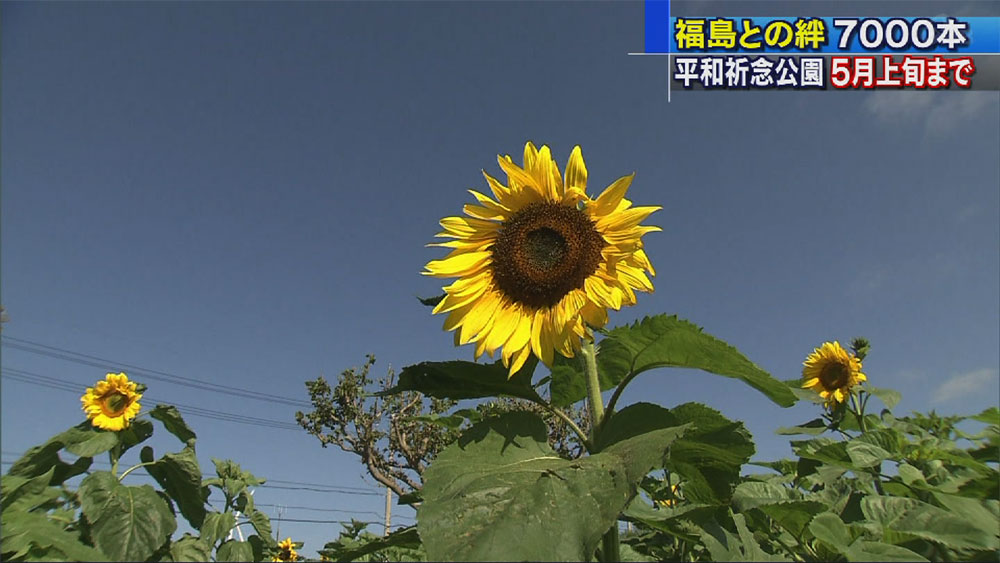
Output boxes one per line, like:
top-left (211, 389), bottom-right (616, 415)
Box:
top-left (581, 341), bottom-right (605, 444)
top-left (537, 402), bottom-right (592, 452)
top-left (581, 339), bottom-right (620, 562)
top-left (118, 461), bottom-right (157, 482)
top-left (109, 444), bottom-right (122, 478)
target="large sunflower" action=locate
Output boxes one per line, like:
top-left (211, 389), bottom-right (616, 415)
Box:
top-left (80, 372), bottom-right (143, 431)
top-left (424, 142), bottom-right (659, 375)
top-left (801, 341), bottom-right (867, 406)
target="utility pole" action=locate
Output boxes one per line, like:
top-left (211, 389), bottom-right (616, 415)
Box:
top-left (227, 489), bottom-right (254, 542)
top-left (383, 487), bottom-right (392, 537)
top-left (276, 504), bottom-right (285, 539)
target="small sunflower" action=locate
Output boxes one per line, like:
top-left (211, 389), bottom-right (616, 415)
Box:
top-left (653, 484), bottom-right (681, 508)
top-left (424, 142), bottom-right (659, 375)
top-left (80, 372), bottom-right (142, 431)
top-left (801, 341), bottom-right (867, 407)
top-left (272, 538), bottom-right (299, 562)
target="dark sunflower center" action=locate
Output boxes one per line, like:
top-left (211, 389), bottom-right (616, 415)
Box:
top-left (491, 202), bottom-right (606, 308)
top-left (103, 393), bottom-right (129, 415)
top-left (819, 362), bottom-right (849, 390)
top-left (524, 228), bottom-right (568, 270)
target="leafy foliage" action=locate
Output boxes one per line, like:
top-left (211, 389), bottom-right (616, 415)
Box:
top-left (318, 521), bottom-right (425, 562)
top-left (417, 412), bottom-right (690, 561)
top-left (2, 399), bottom-right (281, 562)
top-left (550, 315), bottom-right (796, 408)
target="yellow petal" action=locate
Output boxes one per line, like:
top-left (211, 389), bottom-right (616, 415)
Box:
top-left (483, 170), bottom-right (533, 209)
top-left (616, 264), bottom-right (654, 293)
top-left (438, 216), bottom-right (499, 239)
top-left (523, 142), bottom-right (539, 175)
top-left (579, 302), bottom-right (609, 329)
top-left (535, 145), bottom-right (561, 202)
top-left (507, 344), bottom-right (532, 377)
top-left (585, 276), bottom-right (623, 310)
top-left (463, 203), bottom-right (508, 221)
top-left (591, 174), bottom-right (635, 216)
top-left (498, 155), bottom-right (543, 199)
top-left (467, 189), bottom-right (509, 212)
top-left (459, 291), bottom-right (501, 345)
top-left (432, 280), bottom-right (490, 314)
top-left (597, 205), bottom-right (661, 231)
top-left (482, 303), bottom-right (520, 355)
top-left (423, 251), bottom-right (492, 277)
top-left (529, 309), bottom-right (555, 366)
top-left (565, 146), bottom-right (588, 193)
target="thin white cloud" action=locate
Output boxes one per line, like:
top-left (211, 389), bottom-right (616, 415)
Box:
top-left (863, 91), bottom-right (998, 138)
top-left (932, 368), bottom-right (999, 403)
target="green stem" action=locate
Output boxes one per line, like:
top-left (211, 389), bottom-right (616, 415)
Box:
top-left (118, 461), bottom-right (157, 482)
top-left (537, 402), bottom-right (592, 452)
top-left (582, 340), bottom-right (620, 562)
top-left (582, 342), bottom-right (605, 442)
top-left (850, 393), bottom-right (868, 433)
top-left (603, 370), bottom-right (639, 424)
top-left (109, 444), bottom-right (122, 477)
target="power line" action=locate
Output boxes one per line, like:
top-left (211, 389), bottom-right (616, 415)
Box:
top-left (1, 335), bottom-right (312, 408)
top-left (0, 456), bottom-right (385, 497)
top-left (2, 368), bottom-right (301, 431)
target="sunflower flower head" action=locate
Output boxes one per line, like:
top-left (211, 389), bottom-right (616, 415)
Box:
top-left (424, 142), bottom-right (660, 376)
top-left (801, 341), bottom-right (867, 408)
top-left (272, 538), bottom-right (299, 562)
top-left (80, 372), bottom-right (143, 431)
top-left (653, 484), bottom-right (681, 508)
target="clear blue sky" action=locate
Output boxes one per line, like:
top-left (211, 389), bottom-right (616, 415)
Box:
top-left (3, 1), bottom-right (998, 558)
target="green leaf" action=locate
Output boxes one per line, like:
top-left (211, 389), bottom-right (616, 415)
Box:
top-left (200, 511), bottom-right (237, 547)
top-left (775, 418), bottom-right (827, 436)
top-left (846, 541), bottom-right (929, 562)
top-left (166, 533), bottom-right (213, 562)
top-left (59, 423), bottom-right (121, 458)
top-left (598, 402), bottom-right (754, 505)
top-left (845, 441), bottom-right (891, 468)
top-left (759, 502), bottom-right (828, 538)
top-left (622, 499), bottom-right (718, 543)
top-left (0, 509), bottom-right (109, 562)
top-left (793, 438), bottom-right (857, 470)
top-left (731, 481), bottom-right (801, 511)
top-left (1, 467), bottom-right (57, 514)
top-left (143, 445), bottom-right (207, 528)
top-left (731, 481), bottom-right (825, 537)
top-left (151, 404), bottom-right (197, 445)
top-left (862, 495), bottom-right (998, 550)
top-left (417, 294), bottom-right (445, 307)
top-left (698, 513), bottom-right (787, 561)
top-left (217, 539), bottom-right (254, 562)
top-left (930, 493), bottom-right (1000, 539)
top-left (865, 386), bottom-right (901, 409)
top-left (249, 510), bottom-right (274, 547)
top-left (417, 411), bottom-right (689, 562)
top-left (323, 526), bottom-right (423, 562)
top-left (971, 406), bottom-right (1000, 426)
top-left (117, 418), bottom-right (155, 455)
top-left (78, 471), bottom-right (177, 561)
top-left (248, 535), bottom-right (266, 561)
top-left (808, 512), bottom-right (852, 554)
top-left (380, 358), bottom-right (542, 402)
top-left (551, 315), bottom-right (796, 408)
top-left (6, 429), bottom-right (95, 484)
top-left (397, 490), bottom-right (423, 506)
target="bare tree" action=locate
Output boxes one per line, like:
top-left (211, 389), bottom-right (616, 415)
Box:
top-left (296, 355), bottom-right (589, 496)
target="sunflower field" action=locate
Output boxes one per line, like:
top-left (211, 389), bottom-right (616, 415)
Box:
top-left (2, 143), bottom-right (997, 562)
